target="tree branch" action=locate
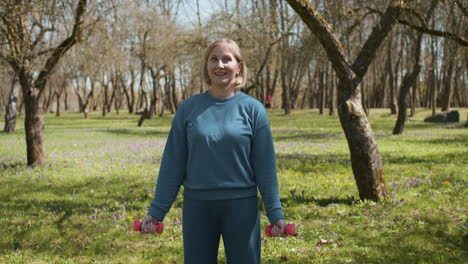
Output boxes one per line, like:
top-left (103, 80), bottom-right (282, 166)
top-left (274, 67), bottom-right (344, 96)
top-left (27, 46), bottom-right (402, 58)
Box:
top-left (455, 0), bottom-right (468, 18)
top-left (285, 0), bottom-right (353, 80)
top-left (367, 3), bottom-right (468, 46)
top-left (32, 26), bottom-right (54, 48)
top-left (396, 17), bottom-right (468, 46)
top-left (351, 1), bottom-right (406, 79)
top-left (35, 0), bottom-right (87, 89)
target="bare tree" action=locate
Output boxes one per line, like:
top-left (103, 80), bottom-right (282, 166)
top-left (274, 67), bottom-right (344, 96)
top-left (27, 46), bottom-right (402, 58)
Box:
top-left (286, 0), bottom-right (414, 200)
top-left (0, 0), bottom-right (88, 165)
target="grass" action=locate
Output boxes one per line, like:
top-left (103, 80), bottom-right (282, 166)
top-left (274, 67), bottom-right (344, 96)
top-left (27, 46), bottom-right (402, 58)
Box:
top-left (0, 108), bottom-right (466, 264)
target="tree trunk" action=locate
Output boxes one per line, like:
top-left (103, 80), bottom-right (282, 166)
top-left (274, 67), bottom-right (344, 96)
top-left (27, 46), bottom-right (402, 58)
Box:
top-left (319, 69), bottom-right (325, 115)
top-left (170, 71), bottom-right (178, 111)
top-left (393, 0), bottom-right (436, 134)
top-left (121, 70), bottom-right (135, 114)
top-left (102, 82), bottom-right (108, 116)
top-left (329, 67), bottom-right (336, 116)
top-left (55, 92), bottom-right (61, 117)
top-left (139, 67), bottom-right (161, 126)
top-left (63, 91), bottom-right (68, 112)
top-left (441, 56), bottom-right (454, 111)
top-left (337, 82), bottom-right (386, 200)
top-left (387, 38), bottom-right (397, 114)
top-left (4, 76), bottom-right (20, 132)
top-left (280, 0), bottom-right (291, 115)
top-left (430, 53), bottom-right (437, 115)
top-left (429, 14), bottom-right (438, 115)
top-left (108, 85), bottom-right (115, 113)
top-left (138, 96), bottom-right (157, 127)
top-left (361, 77), bottom-right (368, 116)
top-left (453, 65), bottom-right (462, 106)
top-left (410, 77), bottom-right (417, 117)
top-left (0, 82), bottom-right (4, 112)
top-left (43, 87), bottom-right (54, 113)
top-left (393, 71), bottom-right (419, 134)
top-left (20, 73), bottom-right (46, 166)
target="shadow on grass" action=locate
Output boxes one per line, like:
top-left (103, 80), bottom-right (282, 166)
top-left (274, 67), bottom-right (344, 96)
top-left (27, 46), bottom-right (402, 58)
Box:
top-left (103, 128), bottom-right (169, 137)
top-left (0, 161), bottom-right (26, 170)
top-left (402, 136), bottom-right (468, 145)
top-left (382, 151), bottom-right (467, 165)
top-left (2, 171), bottom-right (465, 263)
top-left (0, 174), bottom-right (153, 253)
top-left (276, 153), bottom-right (351, 173)
top-left (280, 194), bottom-right (357, 207)
top-left (276, 151), bottom-right (466, 175)
top-left (273, 131), bottom-right (344, 142)
top-left (348, 223), bottom-right (466, 264)
top-left (0, 175), bottom-right (152, 215)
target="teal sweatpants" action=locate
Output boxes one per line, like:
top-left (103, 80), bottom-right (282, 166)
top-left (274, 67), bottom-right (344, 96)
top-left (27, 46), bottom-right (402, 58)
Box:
top-left (182, 196), bottom-right (261, 264)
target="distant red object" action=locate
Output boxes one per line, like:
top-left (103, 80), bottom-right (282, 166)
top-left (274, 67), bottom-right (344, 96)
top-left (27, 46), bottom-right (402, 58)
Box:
top-left (133, 219), bottom-right (164, 234)
top-left (265, 95), bottom-right (272, 109)
top-left (265, 223), bottom-right (296, 237)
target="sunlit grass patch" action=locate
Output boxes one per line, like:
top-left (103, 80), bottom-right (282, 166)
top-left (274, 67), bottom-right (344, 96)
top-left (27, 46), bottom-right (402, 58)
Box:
top-left (0, 108), bottom-right (466, 263)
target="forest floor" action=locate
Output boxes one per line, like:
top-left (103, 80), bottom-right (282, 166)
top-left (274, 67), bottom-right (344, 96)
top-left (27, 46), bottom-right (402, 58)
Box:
top-left (0, 108), bottom-right (466, 264)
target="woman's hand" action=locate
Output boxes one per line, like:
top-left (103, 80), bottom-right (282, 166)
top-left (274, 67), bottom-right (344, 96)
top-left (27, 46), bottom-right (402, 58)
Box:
top-left (271, 219), bottom-right (288, 237)
top-left (140, 215), bottom-right (160, 234)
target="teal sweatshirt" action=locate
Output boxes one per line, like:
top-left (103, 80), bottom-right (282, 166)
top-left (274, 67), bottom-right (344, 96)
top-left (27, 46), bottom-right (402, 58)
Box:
top-left (148, 91), bottom-right (284, 224)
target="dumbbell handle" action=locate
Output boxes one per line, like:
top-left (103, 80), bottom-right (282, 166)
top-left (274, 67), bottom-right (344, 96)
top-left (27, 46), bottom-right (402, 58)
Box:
top-left (133, 219), bottom-right (164, 234)
top-left (265, 223), bottom-right (296, 237)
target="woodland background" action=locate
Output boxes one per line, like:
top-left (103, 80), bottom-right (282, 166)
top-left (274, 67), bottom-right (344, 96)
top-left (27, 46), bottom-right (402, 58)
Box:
top-left (0, 1), bottom-right (467, 263)
top-left (1, 0), bottom-right (466, 121)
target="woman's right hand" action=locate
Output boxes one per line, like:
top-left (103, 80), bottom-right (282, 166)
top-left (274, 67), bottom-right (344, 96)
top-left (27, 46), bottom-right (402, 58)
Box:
top-left (140, 215), bottom-right (160, 234)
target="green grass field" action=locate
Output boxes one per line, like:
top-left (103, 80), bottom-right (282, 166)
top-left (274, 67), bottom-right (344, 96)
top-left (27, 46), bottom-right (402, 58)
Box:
top-left (0, 108), bottom-right (466, 264)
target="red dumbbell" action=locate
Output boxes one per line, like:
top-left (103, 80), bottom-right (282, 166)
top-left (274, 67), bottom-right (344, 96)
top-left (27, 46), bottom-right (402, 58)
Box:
top-left (133, 219), bottom-right (164, 234)
top-left (265, 224), bottom-right (296, 237)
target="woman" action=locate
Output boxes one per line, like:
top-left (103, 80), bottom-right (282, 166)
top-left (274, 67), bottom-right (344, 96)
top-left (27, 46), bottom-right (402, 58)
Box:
top-left (141, 39), bottom-right (287, 264)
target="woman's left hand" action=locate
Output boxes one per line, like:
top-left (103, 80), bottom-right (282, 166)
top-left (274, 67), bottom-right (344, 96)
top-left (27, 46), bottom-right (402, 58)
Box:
top-left (271, 219), bottom-right (288, 237)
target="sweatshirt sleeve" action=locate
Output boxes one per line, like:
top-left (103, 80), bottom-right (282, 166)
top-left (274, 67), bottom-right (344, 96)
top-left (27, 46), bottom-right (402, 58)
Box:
top-left (251, 108), bottom-right (284, 224)
top-left (148, 105), bottom-right (187, 222)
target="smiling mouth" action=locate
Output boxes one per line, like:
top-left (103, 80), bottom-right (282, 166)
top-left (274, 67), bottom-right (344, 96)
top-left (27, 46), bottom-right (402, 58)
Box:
top-left (214, 72), bottom-right (228, 76)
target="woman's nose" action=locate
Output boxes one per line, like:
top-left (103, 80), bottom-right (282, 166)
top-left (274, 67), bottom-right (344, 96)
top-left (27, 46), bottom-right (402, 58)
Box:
top-left (215, 60), bottom-right (224, 68)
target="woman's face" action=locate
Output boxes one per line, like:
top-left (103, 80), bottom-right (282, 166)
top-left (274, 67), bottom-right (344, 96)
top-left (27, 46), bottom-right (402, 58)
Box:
top-left (206, 44), bottom-right (240, 88)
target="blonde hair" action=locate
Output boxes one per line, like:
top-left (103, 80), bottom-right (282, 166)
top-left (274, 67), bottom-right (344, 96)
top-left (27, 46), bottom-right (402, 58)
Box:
top-left (202, 39), bottom-right (248, 88)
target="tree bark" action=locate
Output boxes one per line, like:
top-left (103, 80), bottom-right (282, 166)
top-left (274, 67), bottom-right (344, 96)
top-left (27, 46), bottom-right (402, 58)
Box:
top-left (102, 81), bottom-right (109, 116)
top-left (286, 0), bottom-right (408, 200)
top-left (279, 0), bottom-right (291, 115)
top-left (387, 37), bottom-right (398, 114)
top-left (170, 71), bottom-right (178, 111)
top-left (430, 35), bottom-right (437, 115)
top-left (4, 75), bottom-right (20, 132)
top-left (393, 0), bottom-right (436, 134)
top-left (329, 65), bottom-right (336, 116)
top-left (441, 55), bottom-right (454, 111)
top-left (55, 92), bottom-right (61, 117)
top-left (319, 68), bottom-right (325, 115)
top-left (121, 69), bottom-right (135, 114)
top-left (410, 75), bottom-right (417, 117)
top-left (139, 67), bottom-right (161, 126)
top-left (54, 78), bottom-right (67, 117)
top-left (393, 71), bottom-right (419, 134)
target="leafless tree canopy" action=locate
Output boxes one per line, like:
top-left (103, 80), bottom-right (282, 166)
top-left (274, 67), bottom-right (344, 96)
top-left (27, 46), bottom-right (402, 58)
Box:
top-left (1, 0), bottom-right (466, 117)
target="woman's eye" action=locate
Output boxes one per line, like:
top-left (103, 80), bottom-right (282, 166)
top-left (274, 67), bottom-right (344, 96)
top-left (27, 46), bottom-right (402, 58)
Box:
top-left (222, 57), bottom-right (231, 63)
